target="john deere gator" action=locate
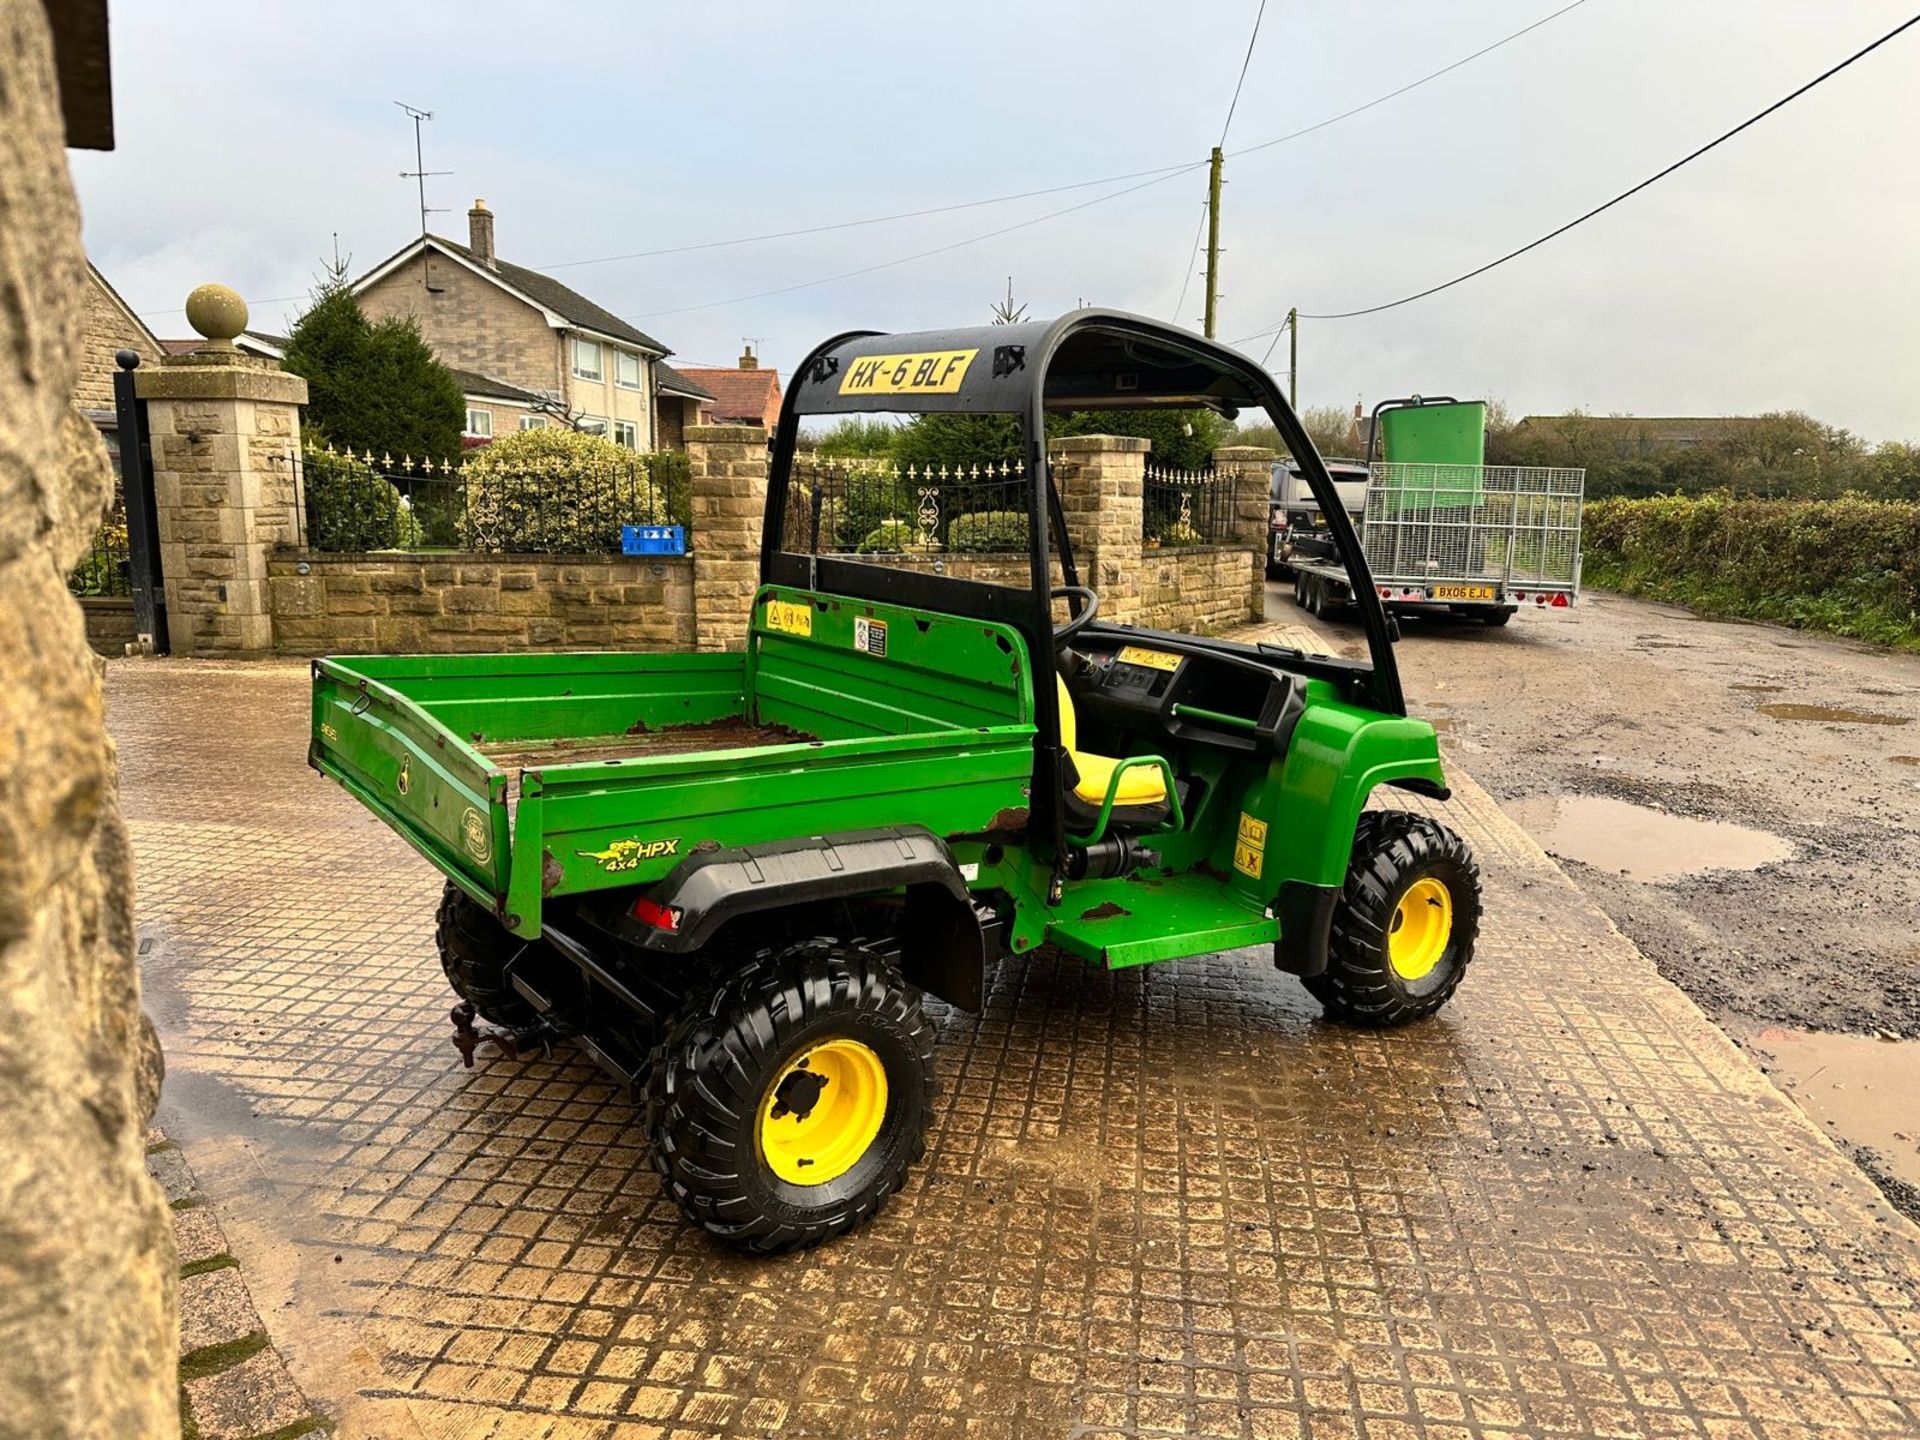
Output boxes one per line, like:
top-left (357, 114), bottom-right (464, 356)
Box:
top-left (309, 310), bottom-right (1480, 1252)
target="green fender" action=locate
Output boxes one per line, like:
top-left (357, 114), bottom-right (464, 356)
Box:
top-left (1248, 690), bottom-right (1448, 895)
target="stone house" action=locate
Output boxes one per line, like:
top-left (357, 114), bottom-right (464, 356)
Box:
top-left (353, 199), bottom-right (697, 450)
top-left (680, 345), bottom-right (783, 431)
top-left (654, 364), bottom-right (715, 451)
top-left (74, 261), bottom-right (163, 473)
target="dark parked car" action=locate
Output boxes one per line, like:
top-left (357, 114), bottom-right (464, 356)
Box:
top-left (1267, 459), bottom-right (1369, 578)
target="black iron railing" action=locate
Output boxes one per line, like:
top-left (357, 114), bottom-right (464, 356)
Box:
top-left (69, 505), bottom-right (132, 596)
top-left (1142, 460), bottom-right (1230, 546)
top-left (296, 445), bottom-right (692, 554)
top-left (786, 457), bottom-right (1030, 555)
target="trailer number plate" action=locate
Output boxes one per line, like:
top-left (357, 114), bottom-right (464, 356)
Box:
top-left (854, 616), bottom-right (889, 657)
top-left (1116, 645), bottom-right (1181, 673)
top-left (766, 599), bottom-right (812, 637)
top-left (839, 348), bottom-right (978, 396)
top-left (1234, 813), bottom-right (1267, 879)
top-left (1433, 584), bottom-right (1496, 601)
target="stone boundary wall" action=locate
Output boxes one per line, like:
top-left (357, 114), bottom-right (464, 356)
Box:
top-left (225, 427), bottom-right (1273, 657)
top-left (1139, 544), bottom-right (1258, 633)
top-left (267, 553), bottom-right (694, 654)
top-left (79, 596), bottom-right (137, 655)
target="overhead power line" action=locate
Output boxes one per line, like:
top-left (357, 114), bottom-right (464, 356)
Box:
top-left (534, 162), bottom-right (1201, 273)
top-left (1227, 0), bottom-right (1590, 160)
top-left (1198, 0), bottom-right (1270, 338)
top-left (551, 0), bottom-right (1590, 292)
top-left (1169, 202), bottom-right (1210, 323)
top-left (627, 165), bottom-right (1206, 321)
top-left (1237, 9), bottom-right (1920, 339)
top-left (136, 0), bottom-right (1594, 322)
top-left (1219, 0), bottom-right (1269, 148)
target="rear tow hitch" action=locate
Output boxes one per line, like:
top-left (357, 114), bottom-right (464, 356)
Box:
top-left (449, 1001), bottom-right (562, 1069)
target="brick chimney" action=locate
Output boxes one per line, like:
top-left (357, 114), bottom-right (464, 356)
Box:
top-left (738, 343), bottom-right (758, 371)
top-left (468, 198), bottom-right (496, 269)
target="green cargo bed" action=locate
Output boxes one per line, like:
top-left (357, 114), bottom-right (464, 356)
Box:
top-left (308, 590), bottom-right (1039, 937)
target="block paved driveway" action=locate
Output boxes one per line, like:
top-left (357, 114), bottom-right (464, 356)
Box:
top-left (113, 660), bottom-right (1920, 1440)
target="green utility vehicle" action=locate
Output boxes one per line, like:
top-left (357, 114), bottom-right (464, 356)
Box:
top-left (310, 311), bottom-right (1481, 1252)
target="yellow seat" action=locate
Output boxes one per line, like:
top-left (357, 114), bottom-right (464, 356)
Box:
top-left (1057, 675), bottom-right (1170, 808)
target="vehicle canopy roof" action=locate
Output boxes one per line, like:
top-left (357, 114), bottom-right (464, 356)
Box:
top-left (790, 313), bottom-right (1265, 418)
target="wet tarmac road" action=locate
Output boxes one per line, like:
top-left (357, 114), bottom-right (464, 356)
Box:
top-left (1259, 583), bottom-right (1920, 1217)
top-left (113, 659), bottom-right (1920, 1438)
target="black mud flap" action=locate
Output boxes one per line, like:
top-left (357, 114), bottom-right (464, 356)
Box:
top-left (1273, 880), bottom-right (1338, 977)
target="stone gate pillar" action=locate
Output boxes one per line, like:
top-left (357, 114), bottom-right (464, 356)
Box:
top-left (686, 423), bottom-right (768, 652)
top-left (1053, 434), bottom-right (1149, 625)
top-left (1211, 443), bottom-right (1278, 623)
top-left (133, 285), bottom-right (306, 656)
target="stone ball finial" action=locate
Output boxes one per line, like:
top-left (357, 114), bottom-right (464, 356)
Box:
top-left (184, 283), bottom-right (248, 351)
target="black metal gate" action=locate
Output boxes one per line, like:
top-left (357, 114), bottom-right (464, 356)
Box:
top-left (111, 350), bottom-right (168, 654)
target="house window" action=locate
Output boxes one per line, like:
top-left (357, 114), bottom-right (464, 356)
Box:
top-left (612, 420), bottom-right (639, 449)
top-left (518, 414), bottom-right (547, 431)
top-left (572, 337), bottom-right (603, 381)
top-left (464, 408), bottom-right (492, 438)
top-left (578, 415), bottom-right (608, 436)
top-left (615, 350), bottom-right (642, 389)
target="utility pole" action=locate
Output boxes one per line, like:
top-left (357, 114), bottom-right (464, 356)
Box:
top-left (1202, 147), bottom-right (1223, 339)
top-left (1287, 308), bottom-right (1298, 409)
top-left (395, 101), bottom-right (450, 237)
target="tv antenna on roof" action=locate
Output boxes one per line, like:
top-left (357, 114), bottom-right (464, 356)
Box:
top-left (395, 101), bottom-right (451, 237)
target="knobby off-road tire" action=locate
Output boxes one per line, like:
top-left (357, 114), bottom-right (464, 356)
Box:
top-left (1305, 811), bottom-right (1482, 1026)
top-left (436, 881), bottom-right (537, 1028)
top-left (645, 939), bottom-right (935, 1254)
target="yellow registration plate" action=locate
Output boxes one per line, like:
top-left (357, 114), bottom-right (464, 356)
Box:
top-left (1433, 584), bottom-right (1496, 601)
top-left (1116, 645), bottom-right (1182, 673)
top-left (838, 349), bottom-right (978, 396)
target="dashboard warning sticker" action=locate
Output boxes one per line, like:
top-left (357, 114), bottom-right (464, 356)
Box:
top-left (1117, 645), bottom-right (1182, 673)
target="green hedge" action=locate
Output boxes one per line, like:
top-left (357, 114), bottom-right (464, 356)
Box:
top-left (461, 428), bottom-right (676, 552)
top-left (947, 510), bottom-right (1026, 553)
top-left (306, 453), bottom-right (413, 551)
top-left (1583, 495), bottom-right (1920, 649)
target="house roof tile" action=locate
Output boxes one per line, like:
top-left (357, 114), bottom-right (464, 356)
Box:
top-left (446, 367), bottom-right (547, 404)
top-left (677, 366), bottom-right (782, 425)
top-left (426, 235), bottom-right (669, 354)
top-left (655, 362), bottom-right (716, 402)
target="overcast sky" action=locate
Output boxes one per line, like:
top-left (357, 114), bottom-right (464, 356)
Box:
top-left (73, 1), bottom-right (1920, 440)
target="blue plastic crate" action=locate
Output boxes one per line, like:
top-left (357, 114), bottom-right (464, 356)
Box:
top-left (621, 524), bottom-right (686, 556)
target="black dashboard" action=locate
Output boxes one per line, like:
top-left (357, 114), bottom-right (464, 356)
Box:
top-left (1065, 631), bottom-right (1307, 759)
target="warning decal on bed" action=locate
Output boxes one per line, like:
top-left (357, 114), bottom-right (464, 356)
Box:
top-left (853, 616), bottom-right (889, 657)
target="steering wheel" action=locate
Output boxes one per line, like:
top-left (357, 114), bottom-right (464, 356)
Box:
top-left (1051, 585), bottom-right (1100, 646)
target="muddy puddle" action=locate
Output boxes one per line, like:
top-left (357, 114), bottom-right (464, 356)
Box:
top-left (1503, 794), bottom-right (1793, 882)
top-left (1749, 1027), bottom-right (1920, 1201)
top-left (1757, 702), bottom-right (1910, 726)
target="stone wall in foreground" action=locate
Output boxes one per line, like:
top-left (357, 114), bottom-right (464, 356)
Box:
top-left (0, 5), bottom-right (178, 1434)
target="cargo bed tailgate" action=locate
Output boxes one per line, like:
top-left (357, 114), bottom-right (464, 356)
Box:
top-left (309, 659), bottom-right (510, 903)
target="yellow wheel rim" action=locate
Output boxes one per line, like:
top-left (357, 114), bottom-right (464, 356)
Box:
top-left (759, 1038), bottom-right (889, 1186)
top-left (1387, 876), bottom-right (1453, 981)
